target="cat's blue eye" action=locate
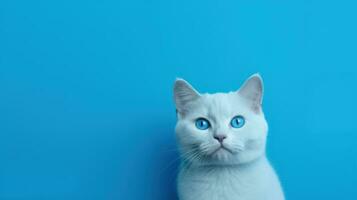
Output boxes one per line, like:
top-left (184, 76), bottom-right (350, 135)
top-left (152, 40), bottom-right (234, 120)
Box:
top-left (230, 116), bottom-right (245, 128)
top-left (195, 118), bottom-right (210, 130)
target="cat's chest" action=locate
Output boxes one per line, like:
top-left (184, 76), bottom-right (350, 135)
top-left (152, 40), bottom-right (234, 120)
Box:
top-left (179, 169), bottom-right (264, 200)
top-left (177, 162), bottom-right (283, 200)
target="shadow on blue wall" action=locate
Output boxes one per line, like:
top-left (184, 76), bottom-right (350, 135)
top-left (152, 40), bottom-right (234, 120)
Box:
top-left (153, 125), bottom-right (179, 200)
top-left (155, 140), bottom-right (180, 200)
top-left (117, 120), bottom-right (179, 200)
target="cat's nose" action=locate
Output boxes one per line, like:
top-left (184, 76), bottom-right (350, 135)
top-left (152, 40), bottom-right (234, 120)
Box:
top-left (214, 135), bottom-right (227, 143)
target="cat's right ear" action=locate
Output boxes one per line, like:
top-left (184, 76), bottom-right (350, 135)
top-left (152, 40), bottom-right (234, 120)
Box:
top-left (174, 78), bottom-right (200, 113)
top-left (237, 73), bottom-right (264, 114)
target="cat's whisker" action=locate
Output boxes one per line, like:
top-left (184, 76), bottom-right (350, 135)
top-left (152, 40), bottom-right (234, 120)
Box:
top-left (159, 147), bottom-right (202, 174)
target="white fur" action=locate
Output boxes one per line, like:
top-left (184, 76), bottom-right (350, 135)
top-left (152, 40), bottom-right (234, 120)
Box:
top-left (173, 74), bottom-right (284, 200)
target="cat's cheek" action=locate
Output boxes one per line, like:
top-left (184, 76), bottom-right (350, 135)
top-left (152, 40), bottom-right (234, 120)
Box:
top-left (177, 123), bottom-right (209, 147)
top-left (245, 139), bottom-right (265, 150)
top-left (191, 131), bottom-right (211, 145)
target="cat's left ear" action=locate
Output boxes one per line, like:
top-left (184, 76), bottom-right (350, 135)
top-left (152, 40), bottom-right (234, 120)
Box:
top-left (238, 73), bottom-right (264, 113)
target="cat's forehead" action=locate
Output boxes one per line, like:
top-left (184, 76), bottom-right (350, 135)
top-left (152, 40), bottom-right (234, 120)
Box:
top-left (189, 92), bottom-right (250, 117)
top-left (201, 92), bottom-right (236, 105)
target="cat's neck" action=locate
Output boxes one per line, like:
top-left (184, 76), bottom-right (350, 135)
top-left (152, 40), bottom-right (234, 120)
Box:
top-left (181, 155), bottom-right (268, 173)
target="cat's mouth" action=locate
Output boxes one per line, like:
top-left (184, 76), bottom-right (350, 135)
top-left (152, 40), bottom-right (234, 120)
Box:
top-left (211, 145), bottom-right (235, 155)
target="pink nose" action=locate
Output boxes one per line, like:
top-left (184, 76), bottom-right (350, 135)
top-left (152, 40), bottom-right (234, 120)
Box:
top-left (214, 135), bottom-right (227, 143)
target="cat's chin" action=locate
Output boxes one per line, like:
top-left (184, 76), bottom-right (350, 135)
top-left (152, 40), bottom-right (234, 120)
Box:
top-left (209, 147), bottom-right (235, 160)
top-left (196, 149), bottom-right (264, 167)
top-left (196, 149), bottom-right (240, 166)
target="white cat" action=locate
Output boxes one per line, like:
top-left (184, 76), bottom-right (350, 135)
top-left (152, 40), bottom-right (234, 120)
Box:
top-left (173, 74), bottom-right (285, 200)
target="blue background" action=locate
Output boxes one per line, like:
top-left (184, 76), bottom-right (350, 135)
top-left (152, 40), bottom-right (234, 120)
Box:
top-left (1, 0), bottom-right (356, 199)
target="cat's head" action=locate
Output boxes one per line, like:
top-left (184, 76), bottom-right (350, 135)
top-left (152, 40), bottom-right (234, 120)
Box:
top-left (174, 74), bottom-right (268, 167)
